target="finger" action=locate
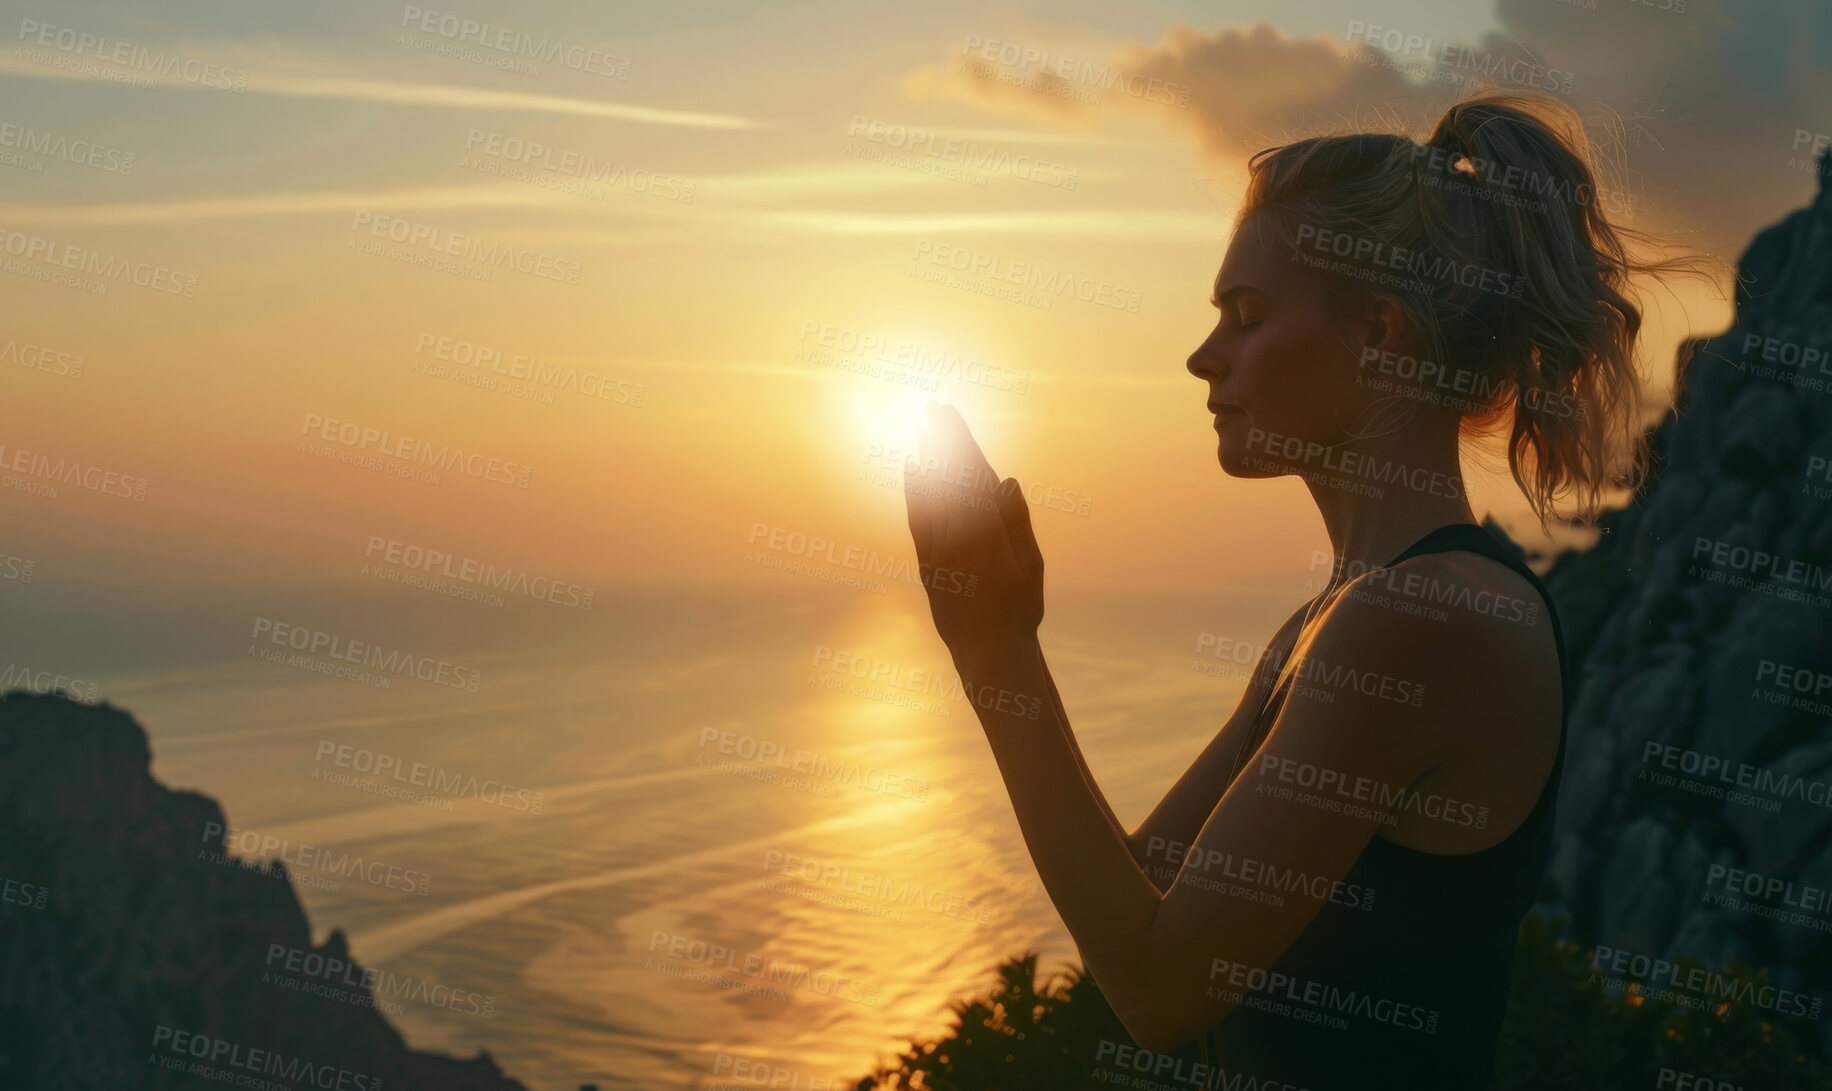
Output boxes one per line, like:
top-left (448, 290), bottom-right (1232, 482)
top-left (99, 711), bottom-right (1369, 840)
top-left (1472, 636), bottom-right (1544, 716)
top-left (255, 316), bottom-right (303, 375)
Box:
top-left (903, 456), bottom-right (932, 561)
top-left (914, 407), bottom-right (958, 551)
top-left (926, 418), bottom-right (964, 562)
top-left (924, 402), bottom-right (1000, 503)
top-left (997, 477), bottom-right (1044, 575)
top-left (911, 414), bottom-right (953, 561)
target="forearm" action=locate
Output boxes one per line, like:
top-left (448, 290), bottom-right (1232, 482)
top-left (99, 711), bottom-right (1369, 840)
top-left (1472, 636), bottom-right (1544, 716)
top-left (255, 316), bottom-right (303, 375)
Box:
top-left (958, 637), bottom-right (1164, 1000)
top-left (1030, 647), bottom-right (1160, 881)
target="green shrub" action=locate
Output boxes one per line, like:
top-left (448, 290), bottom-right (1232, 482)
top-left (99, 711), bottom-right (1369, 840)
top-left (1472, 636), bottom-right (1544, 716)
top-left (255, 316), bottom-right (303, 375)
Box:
top-left (853, 912), bottom-right (1829, 1090)
top-left (1490, 912), bottom-right (1827, 1090)
top-left (849, 952), bottom-right (1126, 1091)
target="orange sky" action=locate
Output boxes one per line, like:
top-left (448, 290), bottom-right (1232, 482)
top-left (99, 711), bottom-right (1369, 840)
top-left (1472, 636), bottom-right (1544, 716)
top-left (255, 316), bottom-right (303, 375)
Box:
top-left (4, 0), bottom-right (1803, 606)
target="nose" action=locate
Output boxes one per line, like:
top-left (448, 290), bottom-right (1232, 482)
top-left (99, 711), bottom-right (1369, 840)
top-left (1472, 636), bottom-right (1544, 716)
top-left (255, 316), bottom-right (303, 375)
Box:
top-left (1186, 325), bottom-right (1226, 381)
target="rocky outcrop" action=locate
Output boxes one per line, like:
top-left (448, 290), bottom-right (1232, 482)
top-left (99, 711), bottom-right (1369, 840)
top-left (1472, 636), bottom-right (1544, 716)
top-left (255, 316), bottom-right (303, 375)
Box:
top-left (1539, 152), bottom-right (1832, 1052)
top-left (0, 690), bottom-right (529, 1090)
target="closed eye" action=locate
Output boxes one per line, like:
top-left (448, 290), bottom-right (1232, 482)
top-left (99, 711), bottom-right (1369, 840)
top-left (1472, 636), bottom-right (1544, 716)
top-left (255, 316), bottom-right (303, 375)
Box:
top-left (1213, 283), bottom-right (1266, 330)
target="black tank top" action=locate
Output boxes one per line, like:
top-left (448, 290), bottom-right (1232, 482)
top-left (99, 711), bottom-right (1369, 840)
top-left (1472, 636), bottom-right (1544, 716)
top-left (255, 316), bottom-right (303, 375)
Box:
top-left (1180, 522), bottom-right (1569, 1090)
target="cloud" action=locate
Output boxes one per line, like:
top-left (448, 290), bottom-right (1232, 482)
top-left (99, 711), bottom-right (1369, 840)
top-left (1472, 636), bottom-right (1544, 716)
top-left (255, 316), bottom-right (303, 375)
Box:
top-left (0, 185), bottom-right (572, 225)
top-left (743, 207), bottom-right (1221, 238)
top-left (1482, 0), bottom-right (1832, 246)
top-left (1105, 23), bottom-right (1422, 153)
top-left (0, 181), bottom-right (1221, 255)
top-left (902, 4), bottom-right (1832, 253)
top-left (252, 71), bottom-right (758, 129)
top-left (901, 23), bottom-right (1419, 145)
top-left (0, 55), bottom-right (757, 129)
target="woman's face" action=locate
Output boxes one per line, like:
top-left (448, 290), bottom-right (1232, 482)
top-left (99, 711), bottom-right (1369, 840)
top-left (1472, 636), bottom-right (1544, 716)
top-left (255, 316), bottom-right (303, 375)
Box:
top-left (1185, 215), bottom-right (1385, 479)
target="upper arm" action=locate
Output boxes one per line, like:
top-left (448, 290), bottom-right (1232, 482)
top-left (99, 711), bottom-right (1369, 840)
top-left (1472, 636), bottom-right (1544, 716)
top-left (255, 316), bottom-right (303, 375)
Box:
top-left (1125, 686), bottom-right (1269, 881)
top-left (1126, 611), bottom-right (1306, 877)
top-left (1118, 558), bottom-right (1550, 1049)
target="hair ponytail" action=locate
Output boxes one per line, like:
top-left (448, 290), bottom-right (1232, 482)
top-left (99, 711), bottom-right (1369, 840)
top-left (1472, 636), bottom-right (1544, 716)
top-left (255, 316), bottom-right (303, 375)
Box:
top-left (1239, 89), bottom-right (1713, 526)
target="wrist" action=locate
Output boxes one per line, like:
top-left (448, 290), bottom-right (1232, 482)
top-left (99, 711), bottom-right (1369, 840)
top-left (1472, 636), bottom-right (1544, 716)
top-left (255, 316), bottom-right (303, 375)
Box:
top-left (951, 630), bottom-right (1040, 681)
top-left (954, 636), bottom-right (1048, 728)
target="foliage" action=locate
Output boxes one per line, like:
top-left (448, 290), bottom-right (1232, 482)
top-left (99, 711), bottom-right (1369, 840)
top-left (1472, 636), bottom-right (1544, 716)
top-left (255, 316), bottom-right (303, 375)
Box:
top-left (853, 912), bottom-right (1830, 1090)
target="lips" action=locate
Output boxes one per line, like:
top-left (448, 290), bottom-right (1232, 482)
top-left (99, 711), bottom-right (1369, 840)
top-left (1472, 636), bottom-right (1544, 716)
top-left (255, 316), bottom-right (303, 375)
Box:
top-left (1209, 405), bottom-right (1244, 435)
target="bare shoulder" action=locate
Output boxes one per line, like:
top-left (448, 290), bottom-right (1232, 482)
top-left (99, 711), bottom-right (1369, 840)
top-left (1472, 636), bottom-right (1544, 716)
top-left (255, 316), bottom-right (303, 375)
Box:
top-left (1293, 550), bottom-right (1561, 747)
top-left (1379, 550), bottom-right (1558, 677)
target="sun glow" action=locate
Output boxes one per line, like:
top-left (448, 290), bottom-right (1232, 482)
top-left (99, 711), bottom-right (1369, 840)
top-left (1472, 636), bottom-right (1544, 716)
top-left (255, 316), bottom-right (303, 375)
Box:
top-left (846, 389), bottom-right (930, 457)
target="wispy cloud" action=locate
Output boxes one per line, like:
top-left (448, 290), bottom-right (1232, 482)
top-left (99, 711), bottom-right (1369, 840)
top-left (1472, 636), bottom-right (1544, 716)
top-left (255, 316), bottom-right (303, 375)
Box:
top-left (0, 184), bottom-right (578, 224)
top-left (693, 162), bottom-right (977, 201)
top-left (254, 71), bottom-right (758, 129)
top-left (745, 207), bottom-right (1223, 238)
top-left (0, 56), bottom-right (757, 129)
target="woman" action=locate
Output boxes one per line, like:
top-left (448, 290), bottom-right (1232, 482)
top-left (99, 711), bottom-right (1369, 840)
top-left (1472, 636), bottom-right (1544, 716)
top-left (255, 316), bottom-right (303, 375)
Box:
top-left (901, 90), bottom-right (1697, 1089)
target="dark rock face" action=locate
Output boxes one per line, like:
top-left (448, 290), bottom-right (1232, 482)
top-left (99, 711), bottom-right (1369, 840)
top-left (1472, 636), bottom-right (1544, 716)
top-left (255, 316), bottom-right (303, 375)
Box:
top-left (1539, 152), bottom-right (1832, 1052)
top-left (0, 691), bottom-right (528, 1091)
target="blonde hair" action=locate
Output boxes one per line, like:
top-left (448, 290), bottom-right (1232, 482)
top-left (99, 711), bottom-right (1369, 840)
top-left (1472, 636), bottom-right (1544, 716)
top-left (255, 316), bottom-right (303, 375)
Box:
top-left (1238, 89), bottom-right (1709, 526)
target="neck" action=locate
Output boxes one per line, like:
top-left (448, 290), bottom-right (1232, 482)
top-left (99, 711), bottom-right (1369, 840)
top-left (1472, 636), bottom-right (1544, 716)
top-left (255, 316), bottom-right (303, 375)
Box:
top-left (1302, 414), bottom-right (1476, 582)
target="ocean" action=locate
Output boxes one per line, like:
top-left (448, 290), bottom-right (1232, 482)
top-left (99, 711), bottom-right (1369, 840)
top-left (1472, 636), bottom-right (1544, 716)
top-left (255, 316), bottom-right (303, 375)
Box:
top-left (35, 576), bottom-right (1307, 1089)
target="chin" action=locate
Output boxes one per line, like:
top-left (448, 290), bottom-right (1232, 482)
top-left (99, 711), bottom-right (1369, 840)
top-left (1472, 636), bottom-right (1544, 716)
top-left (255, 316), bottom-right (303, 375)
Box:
top-left (1214, 441), bottom-right (1279, 479)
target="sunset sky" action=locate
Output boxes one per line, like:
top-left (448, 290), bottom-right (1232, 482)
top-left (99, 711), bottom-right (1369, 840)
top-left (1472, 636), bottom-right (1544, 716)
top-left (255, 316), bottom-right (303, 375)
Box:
top-left (4, 0), bottom-right (1822, 611)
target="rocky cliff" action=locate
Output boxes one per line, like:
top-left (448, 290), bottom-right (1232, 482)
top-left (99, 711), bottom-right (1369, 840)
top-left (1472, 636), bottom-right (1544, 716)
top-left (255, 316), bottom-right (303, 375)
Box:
top-left (1540, 151), bottom-right (1832, 1052)
top-left (0, 690), bottom-right (530, 1090)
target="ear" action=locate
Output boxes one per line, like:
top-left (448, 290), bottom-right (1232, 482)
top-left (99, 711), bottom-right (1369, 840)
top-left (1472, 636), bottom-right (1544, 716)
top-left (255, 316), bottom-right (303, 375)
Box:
top-left (1353, 294), bottom-right (1412, 359)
